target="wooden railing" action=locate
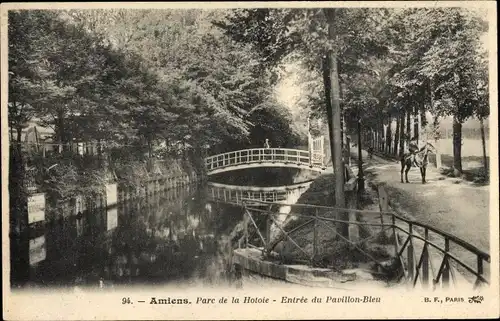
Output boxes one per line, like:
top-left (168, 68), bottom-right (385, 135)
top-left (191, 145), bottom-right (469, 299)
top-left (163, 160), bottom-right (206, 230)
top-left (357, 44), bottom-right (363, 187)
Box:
top-left (204, 148), bottom-right (326, 175)
top-left (207, 181), bottom-right (313, 206)
top-left (238, 199), bottom-right (490, 290)
top-left (239, 200), bottom-right (390, 268)
top-left (377, 185), bottom-right (490, 289)
top-left (390, 212), bottom-right (490, 290)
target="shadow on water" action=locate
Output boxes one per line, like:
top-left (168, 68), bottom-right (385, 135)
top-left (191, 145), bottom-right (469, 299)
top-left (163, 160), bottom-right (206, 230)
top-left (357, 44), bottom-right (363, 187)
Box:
top-left (13, 184), bottom-right (247, 289)
top-left (209, 167), bottom-right (319, 187)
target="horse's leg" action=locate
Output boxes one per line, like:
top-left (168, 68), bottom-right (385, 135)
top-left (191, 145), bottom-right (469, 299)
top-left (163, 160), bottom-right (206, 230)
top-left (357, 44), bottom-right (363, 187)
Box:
top-left (422, 166), bottom-right (427, 184)
top-left (400, 160), bottom-right (405, 183)
top-left (405, 162), bottom-right (411, 183)
top-left (419, 166), bottom-right (425, 184)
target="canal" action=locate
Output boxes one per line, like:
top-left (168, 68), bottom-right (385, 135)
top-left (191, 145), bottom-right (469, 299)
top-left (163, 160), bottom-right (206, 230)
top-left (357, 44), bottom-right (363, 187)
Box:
top-left (13, 167), bottom-right (319, 290)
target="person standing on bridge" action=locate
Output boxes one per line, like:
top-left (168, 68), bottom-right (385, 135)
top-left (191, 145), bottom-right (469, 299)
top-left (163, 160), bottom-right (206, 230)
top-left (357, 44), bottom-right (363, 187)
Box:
top-left (264, 138), bottom-right (270, 149)
top-left (263, 138), bottom-right (271, 161)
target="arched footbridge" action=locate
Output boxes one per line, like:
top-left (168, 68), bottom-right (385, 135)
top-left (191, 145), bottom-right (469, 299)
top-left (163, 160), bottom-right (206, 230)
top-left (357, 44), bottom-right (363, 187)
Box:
top-left (204, 148), bottom-right (327, 176)
top-left (207, 181), bottom-right (313, 206)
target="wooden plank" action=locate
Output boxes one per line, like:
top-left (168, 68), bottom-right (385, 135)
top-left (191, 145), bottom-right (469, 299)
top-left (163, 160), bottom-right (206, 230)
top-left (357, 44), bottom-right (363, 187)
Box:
top-left (378, 185), bottom-right (389, 226)
top-left (265, 212), bottom-right (272, 251)
top-left (246, 209), bottom-right (267, 246)
top-left (313, 209), bottom-right (318, 261)
top-left (422, 229), bottom-right (430, 288)
top-left (270, 215), bottom-right (310, 259)
top-left (243, 209), bottom-right (249, 248)
top-left (442, 238), bottom-right (450, 288)
top-left (407, 239), bottom-right (414, 283)
top-left (265, 219), bottom-right (314, 253)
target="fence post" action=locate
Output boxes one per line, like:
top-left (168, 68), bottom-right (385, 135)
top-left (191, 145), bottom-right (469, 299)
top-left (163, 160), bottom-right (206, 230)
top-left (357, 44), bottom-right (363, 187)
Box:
top-left (392, 215), bottom-right (398, 256)
top-left (266, 211), bottom-right (272, 255)
top-left (308, 133), bottom-right (313, 166)
top-left (313, 208), bottom-right (318, 265)
top-left (475, 256), bottom-right (484, 289)
top-left (243, 207), bottom-right (249, 248)
top-left (378, 185), bottom-right (388, 226)
top-left (422, 228), bottom-right (429, 289)
top-left (442, 238), bottom-right (450, 288)
top-left (407, 223), bottom-right (414, 284)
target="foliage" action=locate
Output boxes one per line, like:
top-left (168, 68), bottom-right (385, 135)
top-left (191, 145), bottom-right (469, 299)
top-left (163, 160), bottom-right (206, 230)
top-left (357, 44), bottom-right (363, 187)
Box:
top-left (9, 7), bottom-right (490, 188)
top-left (215, 8), bottom-right (394, 135)
top-left (9, 9), bottom-right (300, 176)
top-left (62, 9), bottom-right (297, 151)
top-left (8, 11), bottom-right (61, 138)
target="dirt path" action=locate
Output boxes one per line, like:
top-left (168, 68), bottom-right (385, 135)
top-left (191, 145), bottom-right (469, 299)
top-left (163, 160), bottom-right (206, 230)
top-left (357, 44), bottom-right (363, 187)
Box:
top-left (350, 149), bottom-right (491, 283)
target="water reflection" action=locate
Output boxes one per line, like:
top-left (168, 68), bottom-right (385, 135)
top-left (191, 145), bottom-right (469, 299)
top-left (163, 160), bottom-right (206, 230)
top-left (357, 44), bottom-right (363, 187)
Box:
top-left (14, 167), bottom-right (315, 290)
top-left (19, 184), bottom-right (245, 289)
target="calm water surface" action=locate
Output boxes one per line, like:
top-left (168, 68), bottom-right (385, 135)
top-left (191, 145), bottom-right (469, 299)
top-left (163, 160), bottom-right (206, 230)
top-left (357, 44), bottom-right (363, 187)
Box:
top-left (14, 168), bottom-right (314, 289)
top-left (16, 184), bottom-right (245, 289)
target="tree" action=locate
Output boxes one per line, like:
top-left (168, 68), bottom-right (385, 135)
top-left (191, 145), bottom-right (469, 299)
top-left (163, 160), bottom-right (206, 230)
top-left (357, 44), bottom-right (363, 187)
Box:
top-left (216, 8), bottom-right (393, 239)
top-left (8, 10), bottom-right (61, 144)
top-left (63, 9), bottom-right (293, 156)
top-left (472, 53), bottom-right (489, 174)
top-left (383, 8), bottom-right (488, 176)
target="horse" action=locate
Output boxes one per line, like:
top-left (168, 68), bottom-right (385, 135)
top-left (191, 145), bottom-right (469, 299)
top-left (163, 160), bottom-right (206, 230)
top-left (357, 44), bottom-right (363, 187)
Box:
top-left (400, 142), bottom-right (436, 184)
top-left (367, 147), bottom-right (374, 160)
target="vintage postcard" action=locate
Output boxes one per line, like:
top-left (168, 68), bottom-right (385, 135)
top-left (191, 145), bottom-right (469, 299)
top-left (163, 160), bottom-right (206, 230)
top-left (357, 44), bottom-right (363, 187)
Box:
top-left (2, 1), bottom-right (499, 320)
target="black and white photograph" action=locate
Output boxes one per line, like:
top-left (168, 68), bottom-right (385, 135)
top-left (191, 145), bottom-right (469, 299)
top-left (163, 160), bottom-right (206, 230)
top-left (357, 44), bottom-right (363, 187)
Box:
top-left (2, 2), bottom-right (498, 320)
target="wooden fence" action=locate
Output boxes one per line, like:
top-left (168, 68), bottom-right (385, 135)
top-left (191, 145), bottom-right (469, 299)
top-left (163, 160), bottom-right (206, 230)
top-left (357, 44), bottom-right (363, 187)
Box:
top-left (238, 197), bottom-right (490, 290)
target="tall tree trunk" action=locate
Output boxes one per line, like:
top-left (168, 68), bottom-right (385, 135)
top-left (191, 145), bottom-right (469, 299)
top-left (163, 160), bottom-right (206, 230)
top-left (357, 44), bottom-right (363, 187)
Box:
top-left (452, 115), bottom-right (463, 176)
top-left (9, 143), bottom-right (29, 285)
top-left (325, 8), bottom-right (346, 238)
top-left (56, 108), bottom-right (65, 153)
top-left (379, 126), bottom-right (383, 151)
top-left (322, 56), bottom-right (336, 169)
top-left (16, 126), bottom-right (23, 144)
top-left (399, 111), bottom-right (406, 156)
top-left (340, 113), bottom-right (345, 151)
top-left (479, 118), bottom-right (488, 173)
top-left (386, 120), bottom-right (392, 155)
top-left (406, 108), bottom-right (411, 140)
top-left (378, 129), bottom-right (381, 151)
top-left (419, 102), bottom-right (426, 140)
top-left (327, 51), bottom-right (345, 207)
top-left (433, 115), bottom-right (442, 169)
top-left (413, 104), bottom-right (419, 143)
top-left (357, 119), bottom-right (364, 192)
top-left (373, 129), bottom-right (376, 149)
top-left (429, 79), bottom-right (441, 168)
top-left (394, 116), bottom-right (400, 156)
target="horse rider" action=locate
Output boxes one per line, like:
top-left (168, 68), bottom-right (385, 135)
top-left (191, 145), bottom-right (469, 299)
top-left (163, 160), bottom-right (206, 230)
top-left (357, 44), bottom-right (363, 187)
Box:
top-left (407, 136), bottom-right (420, 166)
top-left (367, 146), bottom-right (374, 159)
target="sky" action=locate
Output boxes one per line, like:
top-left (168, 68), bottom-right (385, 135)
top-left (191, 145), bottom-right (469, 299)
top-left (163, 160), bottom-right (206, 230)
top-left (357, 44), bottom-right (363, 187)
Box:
top-left (275, 62), bottom-right (302, 115)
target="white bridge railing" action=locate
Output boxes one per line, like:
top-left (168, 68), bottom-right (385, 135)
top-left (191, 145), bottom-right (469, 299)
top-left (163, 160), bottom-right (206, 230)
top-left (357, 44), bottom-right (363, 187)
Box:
top-left (207, 181), bottom-right (312, 206)
top-left (204, 148), bottom-right (325, 175)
